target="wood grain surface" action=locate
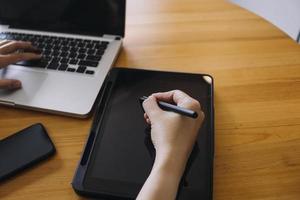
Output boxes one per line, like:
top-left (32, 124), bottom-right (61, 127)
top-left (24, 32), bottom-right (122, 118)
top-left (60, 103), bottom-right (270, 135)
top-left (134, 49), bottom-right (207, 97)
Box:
top-left (0, 0), bottom-right (300, 199)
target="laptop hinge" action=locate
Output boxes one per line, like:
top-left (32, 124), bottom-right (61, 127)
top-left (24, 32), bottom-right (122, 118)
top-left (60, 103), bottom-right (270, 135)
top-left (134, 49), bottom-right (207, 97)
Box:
top-left (103, 34), bottom-right (122, 40)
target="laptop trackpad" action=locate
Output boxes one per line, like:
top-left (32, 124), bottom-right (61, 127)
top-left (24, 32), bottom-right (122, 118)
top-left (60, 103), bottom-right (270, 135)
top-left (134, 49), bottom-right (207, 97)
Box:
top-left (0, 67), bottom-right (47, 103)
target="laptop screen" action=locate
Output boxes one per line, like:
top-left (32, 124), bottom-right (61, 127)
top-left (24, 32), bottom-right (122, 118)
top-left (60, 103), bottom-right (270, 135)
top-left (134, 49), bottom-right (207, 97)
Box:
top-left (0, 0), bottom-right (126, 37)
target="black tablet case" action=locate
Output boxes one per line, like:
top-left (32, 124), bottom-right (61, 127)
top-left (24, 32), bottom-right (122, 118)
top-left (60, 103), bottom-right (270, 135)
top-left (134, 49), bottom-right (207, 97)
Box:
top-left (72, 68), bottom-right (214, 200)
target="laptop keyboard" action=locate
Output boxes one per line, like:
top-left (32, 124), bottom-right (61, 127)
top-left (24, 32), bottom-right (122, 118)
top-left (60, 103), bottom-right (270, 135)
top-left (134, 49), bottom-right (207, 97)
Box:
top-left (0, 32), bottom-right (110, 75)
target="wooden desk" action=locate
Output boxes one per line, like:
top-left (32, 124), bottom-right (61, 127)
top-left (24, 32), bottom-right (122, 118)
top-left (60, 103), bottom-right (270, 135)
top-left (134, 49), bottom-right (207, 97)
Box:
top-left (1, 0), bottom-right (300, 199)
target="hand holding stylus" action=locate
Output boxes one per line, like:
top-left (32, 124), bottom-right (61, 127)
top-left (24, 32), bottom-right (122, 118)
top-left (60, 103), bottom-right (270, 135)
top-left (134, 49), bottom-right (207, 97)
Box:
top-left (137, 90), bottom-right (204, 200)
top-left (139, 96), bottom-right (198, 118)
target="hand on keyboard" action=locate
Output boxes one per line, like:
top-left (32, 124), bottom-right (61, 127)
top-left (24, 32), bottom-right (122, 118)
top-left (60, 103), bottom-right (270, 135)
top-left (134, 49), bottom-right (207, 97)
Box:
top-left (0, 32), bottom-right (108, 75)
top-left (0, 40), bottom-right (41, 89)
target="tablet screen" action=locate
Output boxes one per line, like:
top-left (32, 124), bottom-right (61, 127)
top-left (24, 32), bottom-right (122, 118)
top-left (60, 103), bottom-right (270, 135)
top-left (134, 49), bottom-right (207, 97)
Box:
top-left (84, 69), bottom-right (213, 198)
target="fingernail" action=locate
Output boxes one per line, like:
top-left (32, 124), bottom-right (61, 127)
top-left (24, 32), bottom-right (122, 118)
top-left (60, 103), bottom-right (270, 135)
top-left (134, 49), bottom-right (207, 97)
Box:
top-left (12, 81), bottom-right (22, 88)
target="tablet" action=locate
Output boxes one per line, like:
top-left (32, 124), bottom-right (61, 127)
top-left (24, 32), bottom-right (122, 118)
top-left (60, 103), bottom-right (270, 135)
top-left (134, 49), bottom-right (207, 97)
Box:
top-left (72, 68), bottom-right (214, 200)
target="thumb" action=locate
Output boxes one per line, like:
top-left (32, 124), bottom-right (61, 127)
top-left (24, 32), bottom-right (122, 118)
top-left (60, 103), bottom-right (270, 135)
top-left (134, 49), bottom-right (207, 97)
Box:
top-left (0, 79), bottom-right (22, 89)
top-left (142, 95), bottom-right (162, 119)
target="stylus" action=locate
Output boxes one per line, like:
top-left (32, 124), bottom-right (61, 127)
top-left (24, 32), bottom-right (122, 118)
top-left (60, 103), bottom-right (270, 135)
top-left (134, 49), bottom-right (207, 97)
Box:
top-left (139, 96), bottom-right (198, 119)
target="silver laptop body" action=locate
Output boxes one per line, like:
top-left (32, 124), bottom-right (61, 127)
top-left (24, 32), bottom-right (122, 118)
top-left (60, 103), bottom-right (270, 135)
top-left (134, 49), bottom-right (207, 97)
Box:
top-left (0, 0), bottom-right (126, 118)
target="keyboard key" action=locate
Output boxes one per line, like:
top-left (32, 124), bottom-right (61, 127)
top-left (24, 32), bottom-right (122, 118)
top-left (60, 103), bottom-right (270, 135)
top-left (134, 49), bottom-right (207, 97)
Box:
top-left (78, 48), bottom-right (87, 53)
top-left (53, 40), bottom-right (61, 45)
top-left (75, 38), bottom-right (84, 43)
top-left (76, 66), bottom-right (86, 73)
top-left (53, 45), bottom-right (61, 50)
top-left (52, 57), bottom-right (61, 63)
top-left (92, 40), bottom-right (101, 45)
top-left (37, 38), bottom-right (44, 43)
top-left (60, 58), bottom-right (70, 64)
top-left (70, 47), bottom-right (78, 53)
top-left (77, 42), bottom-right (85, 48)
top-left (37, 43), bottom-right (44, 49)
top-left (44, 44), bottom-right (53, 50)
top-left (47, 62), bottom-right (59, 70)
top-left (86, 43), bottom-right (94, 48)
top-left (78, 60), bottom-right (98, 67)
top-left (95, 43), bottom-right (108, 49)
top-left (61, 46), bottom-right (70, 51)
top-left (43, 49), bottom-right (52, 55)
top-left (52, 50), bottom-right (60, 56)
top-left (85, 70), bottom-right (95, 75)
top-left (77, 53), bottom-right (86, 59)
top-left (58, 63), bottom-right (68, 71)
top-left (95, 49), bottom-right (105, 56)
top-left (69, 59), bottom-right (78, 65)
top-left (44, 38), bottom-right (53, 44)
top-left (86, 55), bottom-right (102, 61)
top-left (95, 46), bottom-right (106, 50)
top-left (39, 62), bottom-right (49, 68)
top-left (14, 35), bottom-right (21, 40)
top-left (69, 41), bottom-right (77, 46)
top-left (0, 33), bottom-right (7, 39)
top-left (16, 60), bottom-right (48, 68)
top-left (61, 41), bottom-right (69, 46)
top-left (59, 51), bottom-right (69, 58)
top-left (68, 52), bottom-right (77, 59)
top-left (42, 55), bottom-right (52, 62)
top-left (87, 49), bottom-right (96, 55)
top-left (67, 68), bottom-right (76, 72)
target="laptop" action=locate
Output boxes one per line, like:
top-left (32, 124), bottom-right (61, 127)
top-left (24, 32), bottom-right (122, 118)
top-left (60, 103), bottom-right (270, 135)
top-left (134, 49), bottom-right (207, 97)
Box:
top-left (0, 0), bottom-right (126, 118)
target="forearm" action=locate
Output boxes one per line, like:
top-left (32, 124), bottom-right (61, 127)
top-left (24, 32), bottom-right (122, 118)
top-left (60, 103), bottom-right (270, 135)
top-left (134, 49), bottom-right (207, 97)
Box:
top-left (139, 90), bottom-right (203, 200)
top-left (136, 151), bottom-right (188, 200)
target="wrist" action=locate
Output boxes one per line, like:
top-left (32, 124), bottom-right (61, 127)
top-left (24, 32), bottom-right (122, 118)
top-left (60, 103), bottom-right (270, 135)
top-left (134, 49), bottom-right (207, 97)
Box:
top-left (156, 145), bottom-right (191, 165)
top-left (153, 149), bottom-right (189, 181)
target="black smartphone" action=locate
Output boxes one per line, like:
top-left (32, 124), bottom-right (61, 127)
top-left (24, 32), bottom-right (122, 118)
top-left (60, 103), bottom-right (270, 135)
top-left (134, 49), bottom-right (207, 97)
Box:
top-left (0, 123), bottom-right (56, 181)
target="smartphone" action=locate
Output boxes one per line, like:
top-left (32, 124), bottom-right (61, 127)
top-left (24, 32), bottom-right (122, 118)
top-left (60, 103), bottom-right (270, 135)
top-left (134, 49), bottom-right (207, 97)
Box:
top-left (0, 123), bottom-right (56, 181)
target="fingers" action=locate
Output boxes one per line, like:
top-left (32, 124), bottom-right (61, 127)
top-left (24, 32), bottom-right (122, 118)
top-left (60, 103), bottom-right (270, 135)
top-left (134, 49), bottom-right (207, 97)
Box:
top-left (0, 79), bottom-right (22, 89)
top-left (0, 53), bottom-right (41, 68)
top-left (0, 40), bottom-right (11, 47)
top-left (143, 113), bottom-right (148, 120)
top-left (0, 41), bottom-right (39, 55)
top-left (152, 90), bottom-right (188, 104)
top-left (153, 90), bottom-right (201, 111)
top-left (142, 95), bottom-right (162, 119)
top-left (144, 113), bottom-right (151, 124)
top-left (143, 90), bottom-right (204, 124)
top-left (151, 91), bottom-right (174, 103)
